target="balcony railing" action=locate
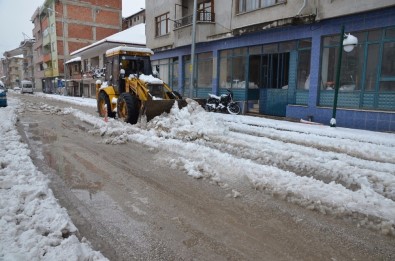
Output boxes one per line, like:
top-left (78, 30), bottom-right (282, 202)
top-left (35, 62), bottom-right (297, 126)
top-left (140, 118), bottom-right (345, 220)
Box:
top-left (174, 11), bottom-right (215, 29)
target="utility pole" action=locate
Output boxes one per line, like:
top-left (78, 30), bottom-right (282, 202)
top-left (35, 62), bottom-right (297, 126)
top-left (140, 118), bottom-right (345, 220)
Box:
top-left (189, 0), bottom-right (197, 98)
top-left (47, 5), bottom-right (67, 95)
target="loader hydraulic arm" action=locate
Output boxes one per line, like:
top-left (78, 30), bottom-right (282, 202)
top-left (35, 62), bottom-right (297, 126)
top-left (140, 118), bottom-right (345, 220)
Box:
top-left (124, 77), bottom-right (150, 101)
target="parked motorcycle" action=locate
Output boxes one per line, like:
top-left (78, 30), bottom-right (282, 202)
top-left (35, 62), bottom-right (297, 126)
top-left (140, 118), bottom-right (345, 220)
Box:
top-left (205, 89), bottom-right (241, 115)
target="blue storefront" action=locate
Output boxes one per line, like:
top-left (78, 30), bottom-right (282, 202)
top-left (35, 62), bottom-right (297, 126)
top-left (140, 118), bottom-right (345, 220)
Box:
top-left (152, 7), bottom-right (395, 132)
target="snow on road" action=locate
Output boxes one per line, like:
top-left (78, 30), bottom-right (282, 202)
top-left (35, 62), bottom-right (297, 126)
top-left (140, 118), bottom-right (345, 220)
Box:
top-left (36, 93), bottom-right (395, 235)
top-left (1, 92), bottom-right (395, 259)
top-left (0, 97), bottom-right (108, 260)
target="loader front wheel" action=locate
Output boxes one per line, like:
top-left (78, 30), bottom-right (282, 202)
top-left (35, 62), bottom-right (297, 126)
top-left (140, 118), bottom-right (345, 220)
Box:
top-left (98, 92), bottom-right (115, 118)
top-left (117, 93), bottom-right (140, 124)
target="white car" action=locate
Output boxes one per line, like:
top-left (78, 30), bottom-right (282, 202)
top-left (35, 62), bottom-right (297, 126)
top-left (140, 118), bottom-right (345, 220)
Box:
top-left (21, 80), bottom-right (34, 94)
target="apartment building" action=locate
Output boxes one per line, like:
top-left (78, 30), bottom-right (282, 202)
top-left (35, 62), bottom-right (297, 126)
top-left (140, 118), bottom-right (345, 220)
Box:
top-left (122, 9), bottom-right (146, 30)
top-left (146, 0), bottom-right (395, 132)
top-left (2, 39), bottom-right (35, 88)
top-left (31, 0), bottom-right (122, 93)
top-left (0, 56), bottom-right (24, 89)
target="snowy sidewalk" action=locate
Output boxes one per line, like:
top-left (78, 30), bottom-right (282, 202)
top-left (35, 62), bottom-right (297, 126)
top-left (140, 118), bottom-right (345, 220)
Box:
top-left (0, 98), bottom-right (108, 260)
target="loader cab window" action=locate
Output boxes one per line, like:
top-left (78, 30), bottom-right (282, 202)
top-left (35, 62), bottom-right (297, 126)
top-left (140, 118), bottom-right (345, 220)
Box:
top-left (120, 56), bottom-right (153, 76)
top-left (105, 60), bottom-right (113, 82)
top-left (104, 55), bottom-right (120, 88)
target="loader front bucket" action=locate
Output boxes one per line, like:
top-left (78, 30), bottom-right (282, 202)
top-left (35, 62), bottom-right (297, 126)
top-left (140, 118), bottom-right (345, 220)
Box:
top-left (142, 98), bottom-right (206, 122)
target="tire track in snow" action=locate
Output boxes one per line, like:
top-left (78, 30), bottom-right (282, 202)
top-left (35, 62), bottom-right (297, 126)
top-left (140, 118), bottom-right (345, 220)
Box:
top-left (194, 130), bottom-right (395, 202)
top-left (227, 122), bottom-right (395, 165)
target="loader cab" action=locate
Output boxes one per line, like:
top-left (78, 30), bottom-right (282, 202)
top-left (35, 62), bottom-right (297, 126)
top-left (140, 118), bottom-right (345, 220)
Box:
top-left (105, 46), bottom-right (154, 94)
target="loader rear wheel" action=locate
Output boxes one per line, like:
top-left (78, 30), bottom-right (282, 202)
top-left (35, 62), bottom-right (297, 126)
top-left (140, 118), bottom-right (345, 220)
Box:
top-left (117, 93), bottom-right (140, 124)
top-left (98, 92), bottom-right (115, 118)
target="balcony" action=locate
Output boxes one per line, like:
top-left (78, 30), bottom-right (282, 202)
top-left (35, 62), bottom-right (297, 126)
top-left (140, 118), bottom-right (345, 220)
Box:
top-left (174, 11), bottom-right (215, 29)
top-left (44, 68), bottom-right (53, 77)
top-left (173, 11), bottom-right (217, 47)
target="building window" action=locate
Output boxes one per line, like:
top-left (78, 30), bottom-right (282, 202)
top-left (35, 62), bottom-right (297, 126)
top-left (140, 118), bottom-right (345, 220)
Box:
top-left (198, 1), bottom-right (212, 21)
top-left (219, 48), bottom-right (248, 89)
top-left (155, 13), bottom-right (169, 36)
top-left (237, 0), bottom-right (285, 14)
top-left (297, 50), bottom-right (311, 90)
top-left (380, 41), bottom-right (395, 92)
top-left (197, 52), bottom-right (213, 89)
top-left (320, 27), bottom-right (395, 111)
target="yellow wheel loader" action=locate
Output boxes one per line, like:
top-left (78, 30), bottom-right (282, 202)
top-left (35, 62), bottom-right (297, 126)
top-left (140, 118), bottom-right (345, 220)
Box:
top-left (96, 46), bottom-right (204, 124)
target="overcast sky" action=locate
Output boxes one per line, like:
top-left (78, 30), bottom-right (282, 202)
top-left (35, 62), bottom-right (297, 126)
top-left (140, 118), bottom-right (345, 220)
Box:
top-left (0, 0), bottom-right (145, 56)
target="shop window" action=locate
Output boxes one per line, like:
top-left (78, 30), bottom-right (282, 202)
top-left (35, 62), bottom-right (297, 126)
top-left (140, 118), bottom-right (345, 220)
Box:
top-left (158, 59), bottom-right (170, 84)
top-left (263, 43), bottom-right (278, 54)
top-left (381, 42), bottom-right (395, 78)
top-left (197, 52), bottom-right (213, 88)
top-left (299, 39), bottom-right (312, 49)
top-left (297, 50), bottom-right (311, 90)
top-left (183, 55), bottom-right (191, 91)
top-left (385, 27), bottom-right (395, 40)
top-left (380, 41), bottom-right (395, 92)
top-left (279, 41), bottom-right (296, 52)
top-left (320, 44), bottom-right (363, 91)
top-left (368, 29), bottom-right (382, 42)
top-left (320, 28), bottom-right (395, 110)
top-left (152, 58), bottom-right (179, 90)
top-left (171, 57), bottom-right (178, 89)
top-left (364, 44), bottom-right (379, 91)
top-left (219, 49), bottom-right (247, 89)
top-left (379, 81), bottom-right (395, 92)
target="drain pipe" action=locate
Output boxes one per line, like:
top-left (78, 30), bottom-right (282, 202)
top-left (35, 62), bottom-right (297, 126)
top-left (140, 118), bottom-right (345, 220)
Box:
top-left (297, 0), bottom-right (307, 15)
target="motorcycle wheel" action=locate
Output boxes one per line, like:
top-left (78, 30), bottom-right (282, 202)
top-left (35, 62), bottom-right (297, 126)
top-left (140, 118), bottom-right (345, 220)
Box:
top-left (227, 103), bottom-right (241, 115)
top-left (205, 98), bottom-right (217, 112)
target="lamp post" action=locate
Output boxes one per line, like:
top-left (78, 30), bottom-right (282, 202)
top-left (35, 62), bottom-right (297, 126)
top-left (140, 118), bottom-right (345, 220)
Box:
top-left (330, 25), bottom-right (358, 127)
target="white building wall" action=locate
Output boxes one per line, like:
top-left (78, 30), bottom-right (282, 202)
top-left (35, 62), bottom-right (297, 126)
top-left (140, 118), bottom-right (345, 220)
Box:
top-left (146, 0), bottom-right (395, 50)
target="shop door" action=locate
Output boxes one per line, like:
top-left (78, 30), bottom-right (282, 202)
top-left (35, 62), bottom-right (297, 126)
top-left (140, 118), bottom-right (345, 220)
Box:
top-left (247, 51), bottom-right (297, 116)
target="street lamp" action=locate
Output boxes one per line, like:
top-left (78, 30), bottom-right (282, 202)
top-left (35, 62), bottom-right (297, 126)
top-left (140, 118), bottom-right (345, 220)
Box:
top-left (330, 25), bottom-right (358, 127)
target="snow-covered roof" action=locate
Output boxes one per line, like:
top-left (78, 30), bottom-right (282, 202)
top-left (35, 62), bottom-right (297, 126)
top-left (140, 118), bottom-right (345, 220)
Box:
top-left (70, 23), bottom-right (146, 56)
top-left (65, 56), bottom-right (81, 64)
top-left (105, 46), bottom-right (154, 56)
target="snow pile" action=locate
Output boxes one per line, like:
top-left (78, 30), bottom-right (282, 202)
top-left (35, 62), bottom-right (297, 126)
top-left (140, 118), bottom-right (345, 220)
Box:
top-left (134, 74), bottom-right (163, 84)
top-left (0, 98), bottom-right (108, 260)
top-left (146, 99), bottom-right (228, 141)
